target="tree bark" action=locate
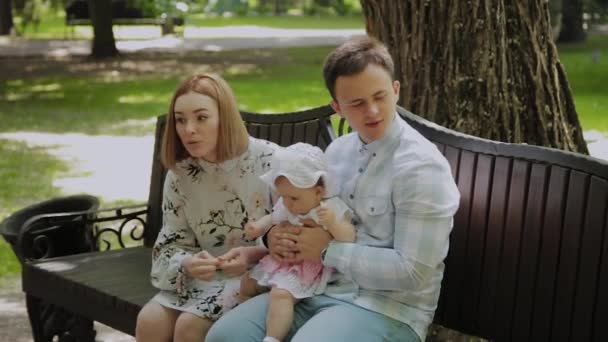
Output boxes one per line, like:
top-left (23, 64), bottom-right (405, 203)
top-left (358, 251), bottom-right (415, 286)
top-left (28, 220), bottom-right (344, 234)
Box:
top-left (88, 0), bottom-right (118, 58)
top-left (0, 0), bottom-right (14, 35)
top-left (558, 0), bottom-right (586, 42)
top-left (361, 0), bottom-right (588, 154)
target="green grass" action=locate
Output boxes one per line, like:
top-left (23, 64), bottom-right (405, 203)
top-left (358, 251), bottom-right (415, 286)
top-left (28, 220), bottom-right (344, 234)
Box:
top-left (17, 11), bottom-right (363, 40)
top-left (186, 13), bottom-right (364, 29)
top-left (0, 47), bottom-right (332, 135)
top-left (557, 35), bottom-right (608, 133)
top-left (0, 140), bottom-right (70, 278)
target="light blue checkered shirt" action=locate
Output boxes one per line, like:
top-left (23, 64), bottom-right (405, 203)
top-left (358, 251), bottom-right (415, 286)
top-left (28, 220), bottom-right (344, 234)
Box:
top-left (323, 113), bottom-right (460, 341)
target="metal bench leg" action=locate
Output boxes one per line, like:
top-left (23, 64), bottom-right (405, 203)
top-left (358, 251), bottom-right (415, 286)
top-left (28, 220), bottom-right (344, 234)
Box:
top-left (26, 295), bottom-right (96, 342)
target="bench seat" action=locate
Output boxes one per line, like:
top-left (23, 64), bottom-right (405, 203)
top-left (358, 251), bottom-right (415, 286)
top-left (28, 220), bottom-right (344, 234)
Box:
top-left (23, 247), bottom-right (154, 336)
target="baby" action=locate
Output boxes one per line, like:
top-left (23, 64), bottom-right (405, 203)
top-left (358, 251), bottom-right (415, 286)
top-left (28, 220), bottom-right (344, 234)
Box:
top-left (240, 143), bottom-right (355, 342)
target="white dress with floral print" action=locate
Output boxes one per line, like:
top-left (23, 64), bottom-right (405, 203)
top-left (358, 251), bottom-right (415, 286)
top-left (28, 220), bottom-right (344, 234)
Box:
top-left (150, 137), bottom-right (277, 321)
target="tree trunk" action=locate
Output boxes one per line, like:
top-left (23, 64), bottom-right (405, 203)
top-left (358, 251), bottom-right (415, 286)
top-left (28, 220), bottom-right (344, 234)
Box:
top-left (88, 0), bottom-right (118, 58)
top-left (0, 0), bottom-right (14, 35)
top-left (558, 0), bottom-right (586, 42)
top-left (361, 0), bottom-right (588, 154)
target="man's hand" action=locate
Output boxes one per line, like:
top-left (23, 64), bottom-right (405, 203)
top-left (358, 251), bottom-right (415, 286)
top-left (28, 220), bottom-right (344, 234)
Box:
top-left (292, 226), bottom-right (332, 262)
top-left (217, 247), bottom-right (249, 277)
top-left (182, 250), bottom-right (219, 281)
top-left (267, 222), bottom-right (301, 262)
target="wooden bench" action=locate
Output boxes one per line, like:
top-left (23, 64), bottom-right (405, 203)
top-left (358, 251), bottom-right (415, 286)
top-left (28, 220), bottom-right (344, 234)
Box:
top-left (65, 17), bottom-right (185, 36)
top-left (12, 105), bottom-right (608, 341)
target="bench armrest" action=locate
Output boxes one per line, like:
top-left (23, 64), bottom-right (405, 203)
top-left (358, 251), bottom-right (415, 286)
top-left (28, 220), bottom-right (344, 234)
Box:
top-left (17, 204), bottom-right (149, 262)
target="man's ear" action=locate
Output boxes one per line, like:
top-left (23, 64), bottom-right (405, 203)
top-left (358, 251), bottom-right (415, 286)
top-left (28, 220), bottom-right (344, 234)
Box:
top-left (392, 80), bottom-right (400, 99)
top-left (330, 99), bottom-right (344, 118)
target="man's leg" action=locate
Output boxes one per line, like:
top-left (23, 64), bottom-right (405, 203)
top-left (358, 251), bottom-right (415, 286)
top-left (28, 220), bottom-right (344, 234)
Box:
top-left (205, 293), bottom-right (270, 342)
top-left (290, 296), bottom-right (420, 342)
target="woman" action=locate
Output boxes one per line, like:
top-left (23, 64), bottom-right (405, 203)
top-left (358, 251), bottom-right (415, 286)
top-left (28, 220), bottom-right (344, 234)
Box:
top-left (135, 73), bottom-right (277, 342)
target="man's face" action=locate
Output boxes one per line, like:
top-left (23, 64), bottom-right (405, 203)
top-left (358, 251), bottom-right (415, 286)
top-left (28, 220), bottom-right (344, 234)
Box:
top-left (331, 64), bottom-right (400, 143)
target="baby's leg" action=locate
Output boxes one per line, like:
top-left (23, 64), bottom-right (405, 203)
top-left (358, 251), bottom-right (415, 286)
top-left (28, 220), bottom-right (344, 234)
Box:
top-left (240, 272), bottom-right (267, 302)
top-left (266, 287), bottom-right (298, 342)
top-left (135, 301), bottom-right (179, 342)
top-left (173, 312), bottom-right (213, 342)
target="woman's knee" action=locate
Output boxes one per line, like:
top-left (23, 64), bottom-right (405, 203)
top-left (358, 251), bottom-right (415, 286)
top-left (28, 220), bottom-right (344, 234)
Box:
top-left (135, 301), bottom-right (178, 341)
top-left (173, 313), bottom-right (212, 342)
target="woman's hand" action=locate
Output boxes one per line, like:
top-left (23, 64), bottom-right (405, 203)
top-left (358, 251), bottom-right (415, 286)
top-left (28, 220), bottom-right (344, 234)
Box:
top-left (267, 222), bottom-right (301, 262)
top-left (217, 247), bottom-right (249, 277)
top-left (182, 250), bottom-right (219, 281)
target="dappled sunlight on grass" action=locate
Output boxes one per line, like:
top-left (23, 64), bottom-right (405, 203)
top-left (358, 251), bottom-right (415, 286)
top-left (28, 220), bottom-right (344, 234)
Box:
top-left (118, 94), bottom-right (160, 104)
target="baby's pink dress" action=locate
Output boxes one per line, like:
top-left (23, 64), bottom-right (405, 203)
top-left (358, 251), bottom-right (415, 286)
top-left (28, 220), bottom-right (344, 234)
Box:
top-left (249, 197), bottom-right (349, 298)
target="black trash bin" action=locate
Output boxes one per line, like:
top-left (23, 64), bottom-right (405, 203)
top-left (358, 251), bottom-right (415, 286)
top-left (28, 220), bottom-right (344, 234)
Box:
top-left (0, 195), bottom-right (100, 262)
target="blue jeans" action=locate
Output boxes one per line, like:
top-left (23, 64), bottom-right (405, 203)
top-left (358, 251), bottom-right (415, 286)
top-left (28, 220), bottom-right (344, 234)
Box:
top-left (205, 293), bottom-right (420, 342)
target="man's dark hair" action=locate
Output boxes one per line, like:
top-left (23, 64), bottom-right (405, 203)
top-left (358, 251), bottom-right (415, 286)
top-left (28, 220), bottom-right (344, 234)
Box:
top-left (322, 36), bottom-right (395, 99)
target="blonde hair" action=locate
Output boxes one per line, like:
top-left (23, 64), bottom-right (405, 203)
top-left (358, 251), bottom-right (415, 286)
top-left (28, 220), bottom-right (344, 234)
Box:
top-left (161, 73), bottom-right (249, 169)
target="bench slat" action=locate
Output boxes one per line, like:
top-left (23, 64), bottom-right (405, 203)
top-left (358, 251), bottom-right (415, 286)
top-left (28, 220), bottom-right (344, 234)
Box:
top-left (440, 150), bottom-right (476, 330)
top-left (571, 177), bottom-right (607, 341)
top-left (477, 156), bottom-right (511, 338)
top-left (594, 209), bottom-right (608, 342)
top-left (551, 170), bottom-right (589, 341)
top-left (511, 163), bottom-right (550, 341)
top-left (529, 165), bottom-right (569, 342)
top-left (461, 154), bottom-right (493, 330)
top-left (494, 159), bottom-right (529, 341)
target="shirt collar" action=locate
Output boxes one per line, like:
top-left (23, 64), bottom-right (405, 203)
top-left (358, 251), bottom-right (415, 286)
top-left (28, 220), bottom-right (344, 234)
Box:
top-left (357, 112), bottom-right (401, 154)
top-left (196, 153), bottom-right (242, 173)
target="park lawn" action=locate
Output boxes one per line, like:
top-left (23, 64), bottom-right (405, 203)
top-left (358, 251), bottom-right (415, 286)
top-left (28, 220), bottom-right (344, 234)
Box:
top-left (557, 35), bottom-right (608, 133)
top-left (186, 13), bottom-right (365, 29)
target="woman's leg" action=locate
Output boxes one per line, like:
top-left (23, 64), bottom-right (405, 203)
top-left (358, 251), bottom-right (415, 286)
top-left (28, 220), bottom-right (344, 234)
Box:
top-left (135, 301), bottom-right (179, 342)
top-left (173, 312), bottom-right (213, 342)
top-left (266, 287), bottom-right (297, 341)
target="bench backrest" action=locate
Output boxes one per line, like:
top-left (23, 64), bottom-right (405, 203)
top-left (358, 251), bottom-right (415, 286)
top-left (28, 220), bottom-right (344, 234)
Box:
top-left (144, 106), bottom-right (335, 247)
top-left (144, 104), bottom-right (608, 341)
top-left (395, 106), bottom-right (608, 342)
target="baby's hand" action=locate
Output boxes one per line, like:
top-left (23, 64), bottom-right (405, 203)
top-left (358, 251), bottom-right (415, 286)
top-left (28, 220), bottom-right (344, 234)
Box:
top-left (317, 203), bottom-right (336, 228)
top-left (244, 220), bottom-right (263, 240)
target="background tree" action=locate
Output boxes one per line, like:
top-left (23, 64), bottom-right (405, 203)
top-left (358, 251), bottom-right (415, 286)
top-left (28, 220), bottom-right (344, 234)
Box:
top-left (361, 0), bottom-right (588, 154)
top-left (558, 0), bottom-right (586, 42)
top-left (0, 0), bottom-right (14, 35)
top-left (88, 0), bottom-right (118, 58)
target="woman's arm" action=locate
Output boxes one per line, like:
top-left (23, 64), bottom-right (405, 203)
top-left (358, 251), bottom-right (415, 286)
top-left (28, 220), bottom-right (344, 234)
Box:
top-left (151, 171), bottom-right (203, 291)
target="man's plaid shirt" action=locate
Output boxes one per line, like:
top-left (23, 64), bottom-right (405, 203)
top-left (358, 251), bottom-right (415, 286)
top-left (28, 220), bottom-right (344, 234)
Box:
top-left (323, 114), bottom-right (460, 341)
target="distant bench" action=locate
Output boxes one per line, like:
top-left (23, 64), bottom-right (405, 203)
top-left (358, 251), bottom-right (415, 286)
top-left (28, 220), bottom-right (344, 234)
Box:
top-left (65, 16), bottom-right (185, 36)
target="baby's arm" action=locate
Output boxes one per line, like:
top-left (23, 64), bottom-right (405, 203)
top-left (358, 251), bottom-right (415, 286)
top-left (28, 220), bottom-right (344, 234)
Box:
top-left (244, 214), bottom-right (273, 240)
top-left (317, 205), bottom-right (355, 242)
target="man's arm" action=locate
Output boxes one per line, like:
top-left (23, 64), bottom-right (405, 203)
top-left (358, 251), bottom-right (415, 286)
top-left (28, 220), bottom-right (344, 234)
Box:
top-left (323, 162), bottom-right (460, 291)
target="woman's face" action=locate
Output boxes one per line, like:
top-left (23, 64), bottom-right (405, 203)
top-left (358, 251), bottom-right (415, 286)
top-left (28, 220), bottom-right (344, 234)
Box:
top-left (174, 91), bottom-right (220, 162)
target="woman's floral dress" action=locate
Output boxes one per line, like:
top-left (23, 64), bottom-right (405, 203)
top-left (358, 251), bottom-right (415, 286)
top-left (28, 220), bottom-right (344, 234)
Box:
top-left (150, 137), bottom-right (277, 320)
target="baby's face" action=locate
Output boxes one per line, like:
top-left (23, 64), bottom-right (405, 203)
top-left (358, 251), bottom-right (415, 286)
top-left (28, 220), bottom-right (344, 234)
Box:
top-left (275, 177), bottom-right (323, 215)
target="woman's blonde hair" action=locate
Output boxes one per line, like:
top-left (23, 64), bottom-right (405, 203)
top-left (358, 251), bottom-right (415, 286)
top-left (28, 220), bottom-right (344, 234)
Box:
top-left (161, 73), bottom-right (249, 169)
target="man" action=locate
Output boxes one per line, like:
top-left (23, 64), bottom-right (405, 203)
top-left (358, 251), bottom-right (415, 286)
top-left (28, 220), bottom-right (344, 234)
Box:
top-left (206, 36), bottom-right (460, 342)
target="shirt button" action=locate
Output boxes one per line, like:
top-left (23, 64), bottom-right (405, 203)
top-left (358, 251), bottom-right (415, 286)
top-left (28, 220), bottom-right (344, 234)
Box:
top-left (372, 153), bottom-right (377, 157)
top-left (358, 168), bottom-right (363, 173)
top-left (349, 194), bottom-right (354, 199)
top-left (371, 207), bottom-right (375, 212)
